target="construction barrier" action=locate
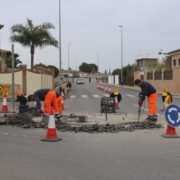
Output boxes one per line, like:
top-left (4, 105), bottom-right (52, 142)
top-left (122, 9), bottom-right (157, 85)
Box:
top-left (41, 107), bottom-right (62, 142)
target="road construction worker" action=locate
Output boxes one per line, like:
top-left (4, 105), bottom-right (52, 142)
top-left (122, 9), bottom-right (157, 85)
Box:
top-left (66, 82), bottom-right (72, 89)
top-left (162, 88), bottom-right (173, 111)
top-left (134, 79), bottom-right (158, 121)
top-left (28, 89), bottom-right (60, 119)
top-left (16, 93), bottom-right (29, 113)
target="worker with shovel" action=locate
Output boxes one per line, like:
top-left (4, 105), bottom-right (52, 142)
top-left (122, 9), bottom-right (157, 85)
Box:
top-left (134, 79), bottom-right (158, 122)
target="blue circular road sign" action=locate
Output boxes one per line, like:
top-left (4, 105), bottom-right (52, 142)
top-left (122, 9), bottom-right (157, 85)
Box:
top-left (165, 104), bottom-right (180, 128)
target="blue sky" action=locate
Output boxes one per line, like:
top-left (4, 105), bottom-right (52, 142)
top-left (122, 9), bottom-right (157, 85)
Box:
top-left (0, 0), bottom-right (180, 72)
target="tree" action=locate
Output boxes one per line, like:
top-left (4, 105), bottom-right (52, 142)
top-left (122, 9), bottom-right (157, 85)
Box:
top-left (34, 63), bottom-right (59, 77)
top-left (46, 65), bottom-right (59, 78)
top-left (72, 71), bottom-right (80, 78)
top-left (1, 53), bottom-right (22, 68)
top-left (10, 18), bottom-right (58, 70)
top-left (79, 62), bottom-right (98, 73)
top-left (64, 74), bottom-right (69, 78)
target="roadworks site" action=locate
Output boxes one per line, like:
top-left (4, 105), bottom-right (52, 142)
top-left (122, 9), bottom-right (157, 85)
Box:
top-left (0, 111), bottom-right (165, 133)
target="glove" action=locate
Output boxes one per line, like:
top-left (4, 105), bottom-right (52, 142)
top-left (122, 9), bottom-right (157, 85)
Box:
top-left (55, 113), bottom-right (62, 120)
top-left (38, 109), bottom-right (44, 114)
top-left (138, 100), bottom-right (143, 106)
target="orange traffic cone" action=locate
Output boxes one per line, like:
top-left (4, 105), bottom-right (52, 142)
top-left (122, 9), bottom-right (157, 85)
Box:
top-left (108, 88), bottom-right (112, 95)
top-left (162, 125), bottom-right (180, 138)
top-left (41, 107), bottom-right (62, 142)
top-left (114, 96), bottom-right (119, 109)
top-left (1, 95), bottom-right (9, 112)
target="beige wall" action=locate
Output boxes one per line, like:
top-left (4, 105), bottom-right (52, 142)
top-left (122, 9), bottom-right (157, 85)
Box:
top-left (26, 71), bottom-right (53, 95)
top-left (0, 71), bottom-right (22, 91)
top-left (134, 68), bottom-right (180, 93)
top-left (0, 69), bottom-right (54, 97)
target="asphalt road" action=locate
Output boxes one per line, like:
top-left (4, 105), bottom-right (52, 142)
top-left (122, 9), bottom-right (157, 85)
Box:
top-left (0, 82), bottom-right (180, 180)
top-left (64, 82), bottom-right (180, 117)
top-left (0, 126), bottom-right (180, 180)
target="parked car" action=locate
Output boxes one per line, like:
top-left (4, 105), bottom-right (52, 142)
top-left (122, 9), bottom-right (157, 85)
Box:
top-left (76, 78), bottom-right (84, 85)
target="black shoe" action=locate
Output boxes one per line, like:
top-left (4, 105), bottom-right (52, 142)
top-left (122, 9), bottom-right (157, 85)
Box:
top-left (145, 116), bottom-right (153, 121)
top-left (151, 116), bottom-right (157, 122)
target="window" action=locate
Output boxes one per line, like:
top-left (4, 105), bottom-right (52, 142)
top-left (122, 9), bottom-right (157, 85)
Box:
top-left (179, 59), bottom-right (180, 66)
top-left (173, 59), bottom-right (176, 66)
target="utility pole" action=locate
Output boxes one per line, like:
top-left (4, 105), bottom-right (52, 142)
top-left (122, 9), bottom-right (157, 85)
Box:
top-left (68, 42), bottom-right (70, 70)
top-left (97, 52), bottom-right (99, 72)
top-left (12, 44), bottom-right (15, 112)
top-left (59, 0), bottom-right (62, 87)
top-left (119, 25), bottom-right (123, 85)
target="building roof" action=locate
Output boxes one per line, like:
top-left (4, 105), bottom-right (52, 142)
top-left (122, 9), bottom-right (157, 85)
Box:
top-left (167, 49), bottom-right (180, 55)
top-left (0, 49), bottom-right (19, 57)
top-left (135, 54), bottom-right (158, 61)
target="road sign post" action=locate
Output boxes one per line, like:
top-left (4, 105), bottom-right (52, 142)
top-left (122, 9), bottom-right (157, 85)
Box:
top-left (162, 104), bottom-right (180, 138)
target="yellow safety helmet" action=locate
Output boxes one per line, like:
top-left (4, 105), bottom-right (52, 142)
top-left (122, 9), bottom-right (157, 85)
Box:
top-left (162, 88), bottom-right (168, 96)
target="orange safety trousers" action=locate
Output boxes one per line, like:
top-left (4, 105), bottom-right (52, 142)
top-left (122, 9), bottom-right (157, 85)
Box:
top-left (57, 95), bottom-right (63, 115)
top-left (148, 92), bottom-right (158, 115)
top-left (44, 90), bottom-right (59, 114)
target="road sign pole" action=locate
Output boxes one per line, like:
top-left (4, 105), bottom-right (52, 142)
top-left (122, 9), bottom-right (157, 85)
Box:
top-left (12, 44), bottom-right (15, 113)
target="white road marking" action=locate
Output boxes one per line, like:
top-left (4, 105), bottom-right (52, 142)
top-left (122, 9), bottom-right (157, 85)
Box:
top-left (81, 95), bottom-right (88, 98)
top-left (92, 94), bottom-right (100, 98)
top-left (126, 94), bottom-right (136, 98)
top-left (70, 95), bottom-right (76, 99)
top-left (103, 94), bottom-right (109, 97)
top-left (133, 104), bottom-right (164, 117)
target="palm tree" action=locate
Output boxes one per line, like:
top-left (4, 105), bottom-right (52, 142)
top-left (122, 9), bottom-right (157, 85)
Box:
top-left (10, 18), bottom-right (58, 70)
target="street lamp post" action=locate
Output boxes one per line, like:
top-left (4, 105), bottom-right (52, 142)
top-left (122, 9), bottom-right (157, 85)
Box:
top-left (68, 42), bottom-right (70, 70)
top-left (119, 25), bottom-right (123, 85)
top-left (59, 0), bottom-right (62, 87)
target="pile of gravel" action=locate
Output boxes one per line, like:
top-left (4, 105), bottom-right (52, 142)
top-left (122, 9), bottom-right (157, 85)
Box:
top-left (56, 121), bottom-right (163, 133)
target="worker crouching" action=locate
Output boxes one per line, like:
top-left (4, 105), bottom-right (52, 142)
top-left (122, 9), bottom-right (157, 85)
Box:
top-left (28, 89), bottom-right (61, 123)
top-left (135, 79), bottom-right (158, 122)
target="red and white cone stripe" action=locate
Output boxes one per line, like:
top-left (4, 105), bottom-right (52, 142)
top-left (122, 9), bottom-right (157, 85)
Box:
top-left (108, 88), bottom-right (112, 95)
top-left (2, 95), bottom-right (8, 112)
top-left (114, 96), bottom-right (119, 109)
